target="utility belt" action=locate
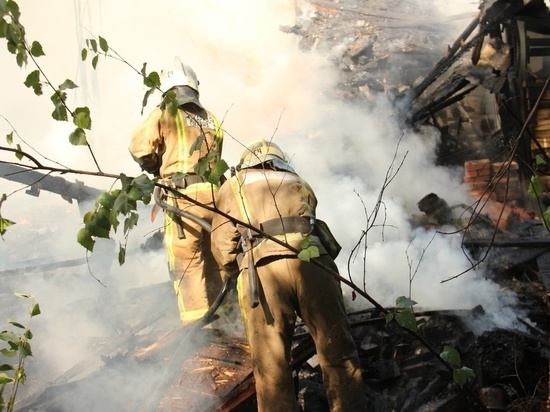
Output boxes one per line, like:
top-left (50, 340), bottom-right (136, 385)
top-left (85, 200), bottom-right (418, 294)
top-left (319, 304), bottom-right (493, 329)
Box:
top-left (170, 173), bottom-right (207, 189)
top-left (261, 216), bottom-right (341, 259)
top-left (260, 216), bottom-right (313, 236)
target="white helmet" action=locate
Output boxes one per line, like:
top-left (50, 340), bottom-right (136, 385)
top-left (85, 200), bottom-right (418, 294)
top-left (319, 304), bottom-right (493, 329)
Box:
top-left (238, 138), bottom-right (295, 172)
top-left (160, 57), bottom-right (200, 94)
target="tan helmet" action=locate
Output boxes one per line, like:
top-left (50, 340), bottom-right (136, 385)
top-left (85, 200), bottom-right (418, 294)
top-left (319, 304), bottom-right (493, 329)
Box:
top-left (238, 138), bottom-right (295, 172)
top-left (160, 57), bottom-right (200, 94)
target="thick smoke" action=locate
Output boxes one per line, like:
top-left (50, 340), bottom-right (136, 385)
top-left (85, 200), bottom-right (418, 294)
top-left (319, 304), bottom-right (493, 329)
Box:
top-left (0, 0), bottom-right (526, 410)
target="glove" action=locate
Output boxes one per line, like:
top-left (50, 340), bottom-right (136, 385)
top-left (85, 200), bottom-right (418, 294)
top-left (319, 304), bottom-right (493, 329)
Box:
top-left (138, 153), bottom-right (160, 175)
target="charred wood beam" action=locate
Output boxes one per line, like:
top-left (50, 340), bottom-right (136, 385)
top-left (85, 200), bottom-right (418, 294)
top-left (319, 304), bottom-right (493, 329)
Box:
top-left (464, 236), bottom-right (550, 248)
top-left (0, 163), bottom-right (102, 204)
top-left (406, 0), bottom-right (523, 104)
top-left (411, 81), bottom-right (476, 124)
top-left (0, 258), bottom-right (88, 276)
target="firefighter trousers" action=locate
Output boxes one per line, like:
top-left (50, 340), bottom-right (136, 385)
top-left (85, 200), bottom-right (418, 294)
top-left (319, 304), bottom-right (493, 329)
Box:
top-left (164, 183), bottom-right (224, 323)
top-left (237, 255), bottom-right (367, 412)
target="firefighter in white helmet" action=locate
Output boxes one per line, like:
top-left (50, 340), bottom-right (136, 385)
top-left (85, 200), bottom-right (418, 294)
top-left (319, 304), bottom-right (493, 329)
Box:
top-left (211, 138), bottom-right (367, 411)
top-left (129, 58), bottom-right (225, 324)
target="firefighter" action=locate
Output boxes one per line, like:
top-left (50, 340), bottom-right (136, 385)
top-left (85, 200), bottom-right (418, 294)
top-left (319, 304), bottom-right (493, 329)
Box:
top-left (129, 58), bottom-right (225, 324)
top-left (210, 138), bottom-right (367, 411)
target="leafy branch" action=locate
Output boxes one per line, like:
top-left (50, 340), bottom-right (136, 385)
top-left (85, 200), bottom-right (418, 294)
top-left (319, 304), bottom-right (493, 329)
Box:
top-left (0, 292), bottom-right (41, 412)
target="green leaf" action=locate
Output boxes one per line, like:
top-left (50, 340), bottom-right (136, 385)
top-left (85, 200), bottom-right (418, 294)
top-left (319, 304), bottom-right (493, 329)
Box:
top-left (308, 245), bottom-right (320, 259)
top-left (396, 296), bottom-right (417, 308)
top-left (0, 18), bottom-right (7, 39)
top-left (69, 127), bottom-right (87, 146)
top-left (16, 47), bottom-right (26, 67)
top-left (189, 135), bottom-right (205, 155)
top-left (73, 106), bottom-right (91, 129)
top-left (453, 366), bottom-right (475, 387)
top-left (205, 159), bottom-right (229, 186)
top-left (98, 35), bottom-right (108, 53)
top-left (528, 176), bottom-right (544, 199)
top-left (141, 88), bottom-right (155, 114)
top-left (19, 340), bottom-right (32, 357)
top-left (385, 313), bottom-right (395, 323)
top-left (112, 191), bottom-right (135, 216)
top-left (6, 131), bottom-right (13, 145)
top-left (0, 331), bottom-right (18, 343)
top-left (92, 54), bottom-right (98, 69)
top-left (123, 212), bottom-right (139, 234)
top-left (194, 157), bottom-right (210, 177)
top-left (7, 321), bottom-right (24, 329)
top-left (14, 292), bottom-right (33, 299)
top-left (59, 79), bottom-right (78, 90)
top-left (144, 71), bottom-right (160, 88)
top-left (160, 91), bottom-right (178, 117)
top-left (77, 227), bottom-right (95, 252)
top-left (15, 143), bottom-right (22, 160)
top-left (298, 246), bottom-right (320, 262)
top-left (0, 373), bottom-right (14, 384)
top-left (0, 349), bottom-right (17, 358)
top-left (29, 40), bottom-right (44, 57)
top-left (0, 364), bottom-right (14, 372)
top-left (23, 329), bottom-right (33, 340)
top-left (95, 192), bottom-right (116, 209)
top-left (51, 102), bottom-right (68, 122)
top-left (300, 237), bottom-right (311, 249)
top-left (16, 367), bottom-right (27, 383)
top-left (0, 217), bottom-right (15, 235)
top-left (126, 186), bottom-right (143, 202)
top-left (395, 310), bottom-right (417, 331)
top-left (440, 345), bottom-right (461, 367)
top-left (89, 38), bottom-right (97, 52)
top-left (81, 47), bottom-right (87, 61)
top-left (30, 303), bottom-right (40, 317)
top-left (298, 249), bottom-right (311, 262)
top-left (24, 70), bottom-right (42, 95)
top-left (86, 209), bottom-right (112, 238)
top-left (535, 155), bottom-right (547, 166)
top-left (118, 245), bottom-right (126, 265)
top-left (543, 207), bottom-right (550, 229)
top-left (6, 0), bottom-right (20, 20)
top-left (131, 174), bottom-right (155, 204)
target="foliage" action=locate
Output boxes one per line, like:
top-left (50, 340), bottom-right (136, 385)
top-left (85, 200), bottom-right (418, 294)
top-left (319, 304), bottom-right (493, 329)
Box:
top-left (298, 236), bottom-right (320, 262)
top-left (440, 345), bottom-right (475, 387)
top-left (1, 0), bottom-right (228, 256)
top-left (386, 296), bottom-right (475, 387)
top-left (77, 173), bottom-right (155, 264)
top-left (0, 293), bottom-right (40, 412)
top-left (385, 295), bottom-right (418, 332)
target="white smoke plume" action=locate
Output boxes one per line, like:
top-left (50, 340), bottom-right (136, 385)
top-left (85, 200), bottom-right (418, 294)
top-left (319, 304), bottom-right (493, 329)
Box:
top-left (0, 0), bottom-right (525, 409)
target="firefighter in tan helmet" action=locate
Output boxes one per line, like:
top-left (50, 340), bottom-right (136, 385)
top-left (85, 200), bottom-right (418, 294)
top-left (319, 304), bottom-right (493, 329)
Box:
top-left (211, 138), bottom-right (367, 411)
top-left (129, 58), bottom-right (225, 324)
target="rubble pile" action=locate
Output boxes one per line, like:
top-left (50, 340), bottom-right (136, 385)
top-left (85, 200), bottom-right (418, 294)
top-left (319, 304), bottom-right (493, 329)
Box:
top-left (287, 0), bottom-right (453, 102)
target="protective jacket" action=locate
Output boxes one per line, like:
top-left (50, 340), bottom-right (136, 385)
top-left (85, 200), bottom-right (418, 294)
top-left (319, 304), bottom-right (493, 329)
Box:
top-left (211, 166), bottom-right (367, 412)
top-left (129, 103), bottom-right (225, 324)
top-left (129, 105), bottom-right (222, 178)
